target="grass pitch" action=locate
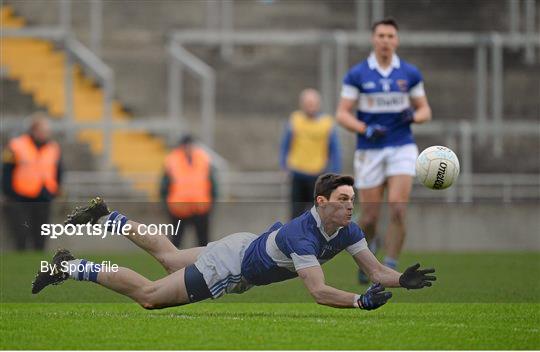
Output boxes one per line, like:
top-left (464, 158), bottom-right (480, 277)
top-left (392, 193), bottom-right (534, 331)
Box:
top-left (1, 251), bottom-right (539, 349)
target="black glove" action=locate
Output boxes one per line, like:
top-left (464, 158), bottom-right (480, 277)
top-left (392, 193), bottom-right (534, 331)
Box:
top-left (364, 124), bottom-right (387, 141)
top-left (399, 263), bottom-right (436, 289)
top-left (356, 283), bottom-right (392, 310)
top-left (401, 108), bottom-right (415, 124)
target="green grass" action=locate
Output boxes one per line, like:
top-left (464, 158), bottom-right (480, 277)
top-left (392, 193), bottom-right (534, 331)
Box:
top-left (1, 303), bottom-right (539, 349)
top-left (1, 252), bottom-right (539, 349)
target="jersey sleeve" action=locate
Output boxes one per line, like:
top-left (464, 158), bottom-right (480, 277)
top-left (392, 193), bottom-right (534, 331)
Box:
top-left (289, 238), bottom-right (320, 271)
top-left (341, 70), bottom-right (360, 100)
top-left (408, 66), bottom-right (425, 98)
top-left (291, 253), bottom-right (320, 271)
top-left (345, 225), bottom-right (368, 256)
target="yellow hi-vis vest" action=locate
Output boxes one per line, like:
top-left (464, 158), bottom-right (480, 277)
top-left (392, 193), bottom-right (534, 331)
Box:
top-left (286, 111), bottom-right (334, 175)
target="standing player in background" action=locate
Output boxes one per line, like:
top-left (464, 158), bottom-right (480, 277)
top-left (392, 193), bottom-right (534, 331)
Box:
top-left (280, 88), bottom-right (341, 219)
top-left (336, 18), bottom-right (432, 283)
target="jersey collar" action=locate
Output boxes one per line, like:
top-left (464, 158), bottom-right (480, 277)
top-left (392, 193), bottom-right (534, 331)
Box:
top-left (310, 206), bottom-right (342, 242)
top-left (367, 52), bottom-right (400, 77)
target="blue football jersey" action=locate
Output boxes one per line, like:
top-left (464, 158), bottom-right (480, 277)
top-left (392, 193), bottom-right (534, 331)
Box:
top-left (241, 207), bottom-right (367, 286)
top-left (341, 53), bottom-right (425, 150)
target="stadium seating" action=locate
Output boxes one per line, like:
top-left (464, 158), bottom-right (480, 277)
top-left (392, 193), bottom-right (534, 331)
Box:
top-left (1, 4), bottom-right (167, 199)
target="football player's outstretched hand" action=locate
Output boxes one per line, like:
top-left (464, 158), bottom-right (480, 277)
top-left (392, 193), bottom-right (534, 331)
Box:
top-left (399, 263), bottom-right (436, 289)
top-left (356, 283), bottom-right (392, 310)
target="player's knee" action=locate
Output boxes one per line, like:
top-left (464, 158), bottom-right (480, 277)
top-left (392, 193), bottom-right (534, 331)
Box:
top-left (138, 284), bottom-right (160, 310)
top-left (389, 205), bottom-right (407, 224)
top-left (360, 212), bottom-right (379, 228)
top-left (156, 249), bottom-right (184, 274)
top-left (156, 254), bottom-right (176, 274)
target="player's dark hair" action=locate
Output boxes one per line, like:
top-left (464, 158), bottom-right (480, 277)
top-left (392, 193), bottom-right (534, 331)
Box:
top-left (371, 17), bottom-right (399, 32)
top-left (314, 173), bottom-right (355, 202)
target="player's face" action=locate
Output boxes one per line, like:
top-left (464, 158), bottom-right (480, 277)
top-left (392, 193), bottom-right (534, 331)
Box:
top-left (372, 24), bottom-right (399, 58)
top-left (319, 185), bottom-right (355, 226)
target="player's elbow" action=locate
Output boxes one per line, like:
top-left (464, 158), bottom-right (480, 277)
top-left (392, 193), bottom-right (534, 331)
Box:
top-left (368, 266), bottom-right (385, 284)
top-left (419, 105), bottom-right (432, 123)
top-left (309, 286), bottom-right (331, 305)
top-left (424, 107), bottom-right (433, 122)
top-left (368, 272), bottom-right (382, 284)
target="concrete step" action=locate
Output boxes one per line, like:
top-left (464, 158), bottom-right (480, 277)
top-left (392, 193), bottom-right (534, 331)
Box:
top-left (1, 78), bottom-right (38, 115)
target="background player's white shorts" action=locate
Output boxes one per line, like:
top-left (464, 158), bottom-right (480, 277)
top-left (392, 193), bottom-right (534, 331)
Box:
top-left (194, 232), bottom-right (258, 299)
top-left (354, 143), bottom-right (419, 189)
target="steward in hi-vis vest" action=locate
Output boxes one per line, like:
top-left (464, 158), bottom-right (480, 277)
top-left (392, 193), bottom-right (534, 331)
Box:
top-left (8, 134), bottom-right (60, 199)
top-left (160, 135), bottom-right (217, 248)
top-left (2, 114), bottom-right (63, 250)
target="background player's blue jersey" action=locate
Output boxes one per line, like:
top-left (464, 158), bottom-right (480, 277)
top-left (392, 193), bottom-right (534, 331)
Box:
top-left (341, 53), bottom-right (425, 150)
top-left (241, 207), bottom-right (367, 286)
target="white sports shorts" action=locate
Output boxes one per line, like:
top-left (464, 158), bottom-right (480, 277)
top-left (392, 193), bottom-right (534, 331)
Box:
top-left (353, 143), bottom-right (419, 189)
top-left (194, 232), bottom-right (258, 299)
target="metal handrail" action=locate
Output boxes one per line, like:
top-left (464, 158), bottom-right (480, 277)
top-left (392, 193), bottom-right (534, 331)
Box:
top-left (167, 41), bottom-right (216, 148)
top-left (65, 37), bottom-right (114, 167)
top-left (172, 29), bottom-right (540, 46)
top-left (62, 169), bottom-right (540, 203)
top-left (173, 30), bottom-right (330, 45)
top-left (66, 37), bottom-right (112, 79)
top-left (0, 27), bottom-right (66, 39)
